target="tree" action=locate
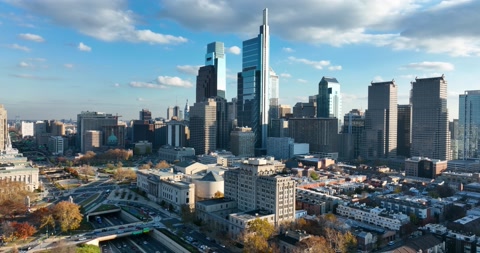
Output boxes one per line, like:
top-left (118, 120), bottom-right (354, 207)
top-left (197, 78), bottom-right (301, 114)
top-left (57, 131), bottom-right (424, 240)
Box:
top-left (310, 171), bottom-right (319, 180)
top-left (155, 160), bottom-right (170, 169)
top-left (77, 165), bottom-right (95, 182)
top-left (52, 201), bottom-right (83, 232)
top-left (11, 222), bottom-right (36, 241)
top-left (213, 191), bottom-right (224, 198)
top-left (243, 218), bottom-right (276, 253)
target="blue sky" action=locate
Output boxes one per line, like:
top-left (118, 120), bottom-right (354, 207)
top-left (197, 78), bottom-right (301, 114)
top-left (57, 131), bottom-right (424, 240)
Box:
top-left (1, 0), bottom-right (479, 121)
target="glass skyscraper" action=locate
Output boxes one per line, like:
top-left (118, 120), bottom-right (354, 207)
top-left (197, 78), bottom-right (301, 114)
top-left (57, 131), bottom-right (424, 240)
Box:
top-left (459, 90), bottom-right (480, 159)
top-left (237, 8), bottom-right (270, 152)
top-left (205, 42), bottom-right (226, 98)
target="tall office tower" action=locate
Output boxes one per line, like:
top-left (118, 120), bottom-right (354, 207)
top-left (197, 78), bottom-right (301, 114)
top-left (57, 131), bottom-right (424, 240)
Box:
top-left (317, 77), bottom-right (342, 121)
top-left (279, 105), bottom-right (292, 118)
top-left (189, 99), bottom-right (217, 155)
top-left (230, 127), bottom-right (255, 157)
top-left (268, 68), bottom-right (280, 121)
top-left (237, 9), bottom-right (270, 153)
top-left (292, 101), bottom-right (316, 118)
top-left (184, 100), bottom-right (190, 121)
top-left (206, 41), bottom-right (226, 98)
top-left (224, 158), bottom-right (296, 225)
top-left (0, 105), bottom-right (7, 152)
top-left (450, 119), bottom-right (460, 160)
top-left (166, 120), bottom-right (188, 147)
top-left (397, 104), bottom-right (412, 158)
top-left (21, 121), bottom-right (34, 138)
top-left (51, 121), bottom-right (65, 136)
top-left (459, 90), bottom-right (480, 159)
top-left (288, 118), bottom-right (338, 153)
top-left (76, 111), bottom-right (118, 153)
top-left (411, 76), bottom-right (450, 160)
top-left (139, 109), bottom-right (152, 121)
top-left (363, 81), bottom-right (397, 159)
top-left (339, 109), bottom-right (365, 160)
top-left (167, 106), bottom-right (174, 120)
top-left (215, 96), bottom-right (230, 150)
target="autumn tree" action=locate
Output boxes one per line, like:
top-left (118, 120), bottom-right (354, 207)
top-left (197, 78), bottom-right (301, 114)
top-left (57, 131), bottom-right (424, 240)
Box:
top-left (77, 165), bottom-right (95, 182)
top-left (213, 191), bottom-right (224, 198)
top-left (243, 218), bottom-right (276, 253)
top-left (155, 160), bottom-right (170, 169)
top-left (52, 201), bottom-right (83, 232)
top-left (113, 168), bottom-right (137, 181)
top-left (11, 221), bottom-right (36, 241)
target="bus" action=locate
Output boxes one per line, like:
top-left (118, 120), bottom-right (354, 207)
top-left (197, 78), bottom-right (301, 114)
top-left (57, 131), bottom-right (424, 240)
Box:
top-left (95, 216), bottom-right (102, 224)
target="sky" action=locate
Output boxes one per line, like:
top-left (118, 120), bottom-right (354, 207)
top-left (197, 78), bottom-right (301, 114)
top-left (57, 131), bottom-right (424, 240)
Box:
top-left (1, 0), bottom-right (479, 121)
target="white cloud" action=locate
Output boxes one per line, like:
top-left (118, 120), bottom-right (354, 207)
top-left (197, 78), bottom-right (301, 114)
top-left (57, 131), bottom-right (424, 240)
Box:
top-left (18, 33), bottom-right (44, 42)
top-left (18, 61), bottom-right (31, 68)
top-left (282, 47), bottom-right (294, 53)
top-left (401, 61), bottom-right (455, 71)
top-left (328, 65), bottom-right (342, 71)
top-left (129, 81), bottom-right (166, 89)
top-left (176, 65), bottom-right (200, 75)
top-left (157, 76), bottom-right (192, 88)
top-left (64, 63), bottom-right (74, 69)
top-left (8, 0), bottom-right (187, 45)
top-left (372, 76), bottom-right (384, 82)
top-left (288, 56), bottom-right (330, 69)
top-left (157, 0), bottom-right (480, 56)
top-left (130, 76), bottom-right (192, 89)
top-left (8, 43), bottom-right (30, 52)
top-left (78, 42), bottom-right (91, 52)
top-left (280, 73), bottom-right (291, 78)
top-left (297, 79), bottom-right (308, 84)
top-left (227, 46), bottom-right (241, 55)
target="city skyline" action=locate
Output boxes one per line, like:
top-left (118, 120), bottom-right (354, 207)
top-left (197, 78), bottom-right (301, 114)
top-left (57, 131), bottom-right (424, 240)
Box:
top-left (1, 1), bottom-right (479, 120)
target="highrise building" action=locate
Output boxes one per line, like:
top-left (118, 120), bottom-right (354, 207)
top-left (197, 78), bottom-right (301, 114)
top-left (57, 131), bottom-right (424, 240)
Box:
top-left (363, 81), bottom-right (397, 159)
top-left (411, 76), bottom-right (450, 160)
top-left (21, 121), bottom-right (34, 138)
top-left (459, 90), bottom-right (480, 159)
top-left (139, 109), bottom-right (152, 121)
top-left (76, 111), bottom-right (118, 153)
top-left (230, 127), bottom-right (255, 157)
top-left (189, 99), bottom-right (217, 155)
top-left (339, 109), bottom-right (365, 160)
top-left (237, 9), bottom-right (270, 154)
top-left (0, 105), bottom-right (7, 152)
top-left (397, 104), bottom-right (412, 158)
top-left (288, 118), bottom-right (338, 153)
top-left (317, 77), bottom-right (342, 120)
top-left (224, 158), bottom-right (296, 225)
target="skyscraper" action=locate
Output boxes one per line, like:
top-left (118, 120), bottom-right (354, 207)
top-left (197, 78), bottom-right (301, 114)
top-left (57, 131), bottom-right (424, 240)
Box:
top-left (206, 42), bottom-right (226, 98)
top-left (397, 104), bottom-right (412, 158)
top-left (411, 75), bottom-right (450, 160)
top-left (189, 99), bottom-right (217, 155)
top-left (363, 81), bottom-right (397, 159)
top-left (459, 90), bottom-right (480, 159)
top-left (0, 105), bottom-right (7, 152)
top-left (237, 8), bottom-right (270, 153)
top-left (317, 77), bottom-right (342, 120)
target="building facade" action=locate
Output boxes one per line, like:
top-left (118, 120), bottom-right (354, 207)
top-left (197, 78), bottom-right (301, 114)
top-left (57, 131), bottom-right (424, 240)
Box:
top-left (237, 9), bottom-right (270, 153)
top-left (411, 75), bottom-right (450, 160)
top-left (189, 99), bottom-right (217, 155)
top-left (363, 81), bottom-right (398, 159)
top-left (459, 90), bottom-right (480, 159)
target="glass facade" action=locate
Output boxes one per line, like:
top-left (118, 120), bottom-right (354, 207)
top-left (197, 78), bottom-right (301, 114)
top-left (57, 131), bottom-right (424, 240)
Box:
top-left (237, 9), bottom-right (270, 151)
top-left (459, 90), bottom-right (480, 159)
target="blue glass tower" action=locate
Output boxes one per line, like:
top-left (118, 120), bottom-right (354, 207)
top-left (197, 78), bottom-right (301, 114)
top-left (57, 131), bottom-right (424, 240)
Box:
top-left (237, 8), bottom-right (270, 153)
